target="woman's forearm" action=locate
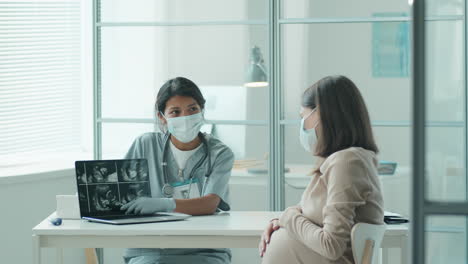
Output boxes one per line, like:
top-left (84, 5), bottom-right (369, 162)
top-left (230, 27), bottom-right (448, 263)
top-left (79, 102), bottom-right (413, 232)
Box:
top-left (174, 194), bottom-right (220, 215)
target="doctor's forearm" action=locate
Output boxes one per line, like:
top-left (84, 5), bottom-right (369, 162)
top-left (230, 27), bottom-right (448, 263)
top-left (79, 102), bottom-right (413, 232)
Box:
top-left (173, 194), bottom-right (220, 215)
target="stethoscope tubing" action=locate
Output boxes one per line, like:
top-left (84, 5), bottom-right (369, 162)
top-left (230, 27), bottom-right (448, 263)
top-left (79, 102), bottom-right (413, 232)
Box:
top-left (161, 132), bottom-right (212, 197)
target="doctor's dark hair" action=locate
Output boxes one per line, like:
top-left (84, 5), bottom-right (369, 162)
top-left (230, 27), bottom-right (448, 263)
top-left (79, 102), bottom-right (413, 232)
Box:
top-left (156, 77), bottom-right (206, 113)
top-left (302, 75), bottom-right (378, 158)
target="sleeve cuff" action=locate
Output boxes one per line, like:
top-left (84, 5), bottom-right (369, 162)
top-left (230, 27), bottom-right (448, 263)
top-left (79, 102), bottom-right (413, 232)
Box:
top-left (217, 198), bottom-right (230, 211)
top-left (204, 191), bottom-right (230, 211)
top-left (162, 198), bottom-right (176, 212)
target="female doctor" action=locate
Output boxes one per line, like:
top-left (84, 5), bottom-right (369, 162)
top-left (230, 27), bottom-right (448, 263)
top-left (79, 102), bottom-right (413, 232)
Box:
top-left (121, 77), bottom-right (234, 264)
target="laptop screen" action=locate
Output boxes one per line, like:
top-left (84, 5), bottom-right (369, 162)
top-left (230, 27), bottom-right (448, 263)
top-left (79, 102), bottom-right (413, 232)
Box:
top-left (75, 159), bottom-right (151, 217)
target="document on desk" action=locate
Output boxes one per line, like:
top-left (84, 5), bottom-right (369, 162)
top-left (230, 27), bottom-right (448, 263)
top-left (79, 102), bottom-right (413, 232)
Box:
top-left (384, 211), bottom-right (409, 224)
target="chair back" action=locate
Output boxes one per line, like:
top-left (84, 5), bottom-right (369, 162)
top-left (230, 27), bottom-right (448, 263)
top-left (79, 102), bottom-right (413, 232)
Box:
top-left (351, 223), bottom-right (386, 264)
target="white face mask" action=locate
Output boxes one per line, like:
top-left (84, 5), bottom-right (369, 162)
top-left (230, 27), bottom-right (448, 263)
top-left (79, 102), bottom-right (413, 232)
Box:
top-left (162, 112), bottom-right (204, 143)
top-left (299, 109), bottom-right (319, 152)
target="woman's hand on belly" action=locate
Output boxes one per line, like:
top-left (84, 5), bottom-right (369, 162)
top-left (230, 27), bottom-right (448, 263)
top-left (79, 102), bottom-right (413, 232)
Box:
top-left (259, 219), bottom-right (280, 257)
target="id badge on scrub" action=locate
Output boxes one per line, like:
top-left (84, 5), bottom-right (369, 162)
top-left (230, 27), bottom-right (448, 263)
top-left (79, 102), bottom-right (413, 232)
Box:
top-left (170, 178), bottom-right (201, 199)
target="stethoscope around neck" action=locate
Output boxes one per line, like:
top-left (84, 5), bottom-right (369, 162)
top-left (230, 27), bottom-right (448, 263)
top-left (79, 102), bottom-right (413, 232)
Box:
top-left (161, 132), bottom-right (212, 198)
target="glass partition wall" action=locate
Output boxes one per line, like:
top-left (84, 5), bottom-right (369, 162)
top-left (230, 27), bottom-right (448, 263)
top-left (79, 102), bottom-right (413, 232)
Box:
top-left (94, 1), bottom-right (468, 263)
top-left (93, 0), bottom-right (271, 213)
top-left (280, 1), bottom-right (467, 263)
top-left (412, 1), bottom-right (468, 264)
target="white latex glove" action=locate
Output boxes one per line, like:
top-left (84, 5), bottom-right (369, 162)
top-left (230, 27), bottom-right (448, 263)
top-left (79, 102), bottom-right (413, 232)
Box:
top-left (120, 197), bottom-right (176, 215)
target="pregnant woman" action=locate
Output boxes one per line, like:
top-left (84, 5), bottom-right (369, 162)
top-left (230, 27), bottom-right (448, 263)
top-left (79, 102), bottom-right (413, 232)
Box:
top-left (260, 75), bottom-right (384, 264)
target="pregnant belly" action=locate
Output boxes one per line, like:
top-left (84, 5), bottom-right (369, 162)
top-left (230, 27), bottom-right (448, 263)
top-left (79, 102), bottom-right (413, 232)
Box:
top-left (261, 229), bottom-right (333, 264)
top-left (262, 228), bottom-right (296, 264)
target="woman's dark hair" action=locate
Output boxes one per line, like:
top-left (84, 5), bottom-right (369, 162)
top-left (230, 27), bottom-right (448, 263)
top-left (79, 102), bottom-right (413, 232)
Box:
top-left (156, 77), bottom-right (206, 113)
top-left (302, 75), bottom-right (378, 157)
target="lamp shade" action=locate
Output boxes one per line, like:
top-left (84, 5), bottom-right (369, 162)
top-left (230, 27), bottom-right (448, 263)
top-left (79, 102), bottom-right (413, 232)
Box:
top-left (245, 46), bottom-right (268, 87)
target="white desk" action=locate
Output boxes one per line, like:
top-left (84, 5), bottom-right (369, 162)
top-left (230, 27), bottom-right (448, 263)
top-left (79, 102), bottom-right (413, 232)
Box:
top-left (32, 211), bottom-right (408, 264)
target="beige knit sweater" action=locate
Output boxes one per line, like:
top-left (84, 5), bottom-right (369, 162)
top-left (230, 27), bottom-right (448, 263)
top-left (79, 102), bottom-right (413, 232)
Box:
top-left (262, 147), bottom-right (384, 264)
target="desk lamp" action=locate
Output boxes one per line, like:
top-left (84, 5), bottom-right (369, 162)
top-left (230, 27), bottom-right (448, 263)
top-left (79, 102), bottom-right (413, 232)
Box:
top-left (245, 46), bottom-right (268, 87)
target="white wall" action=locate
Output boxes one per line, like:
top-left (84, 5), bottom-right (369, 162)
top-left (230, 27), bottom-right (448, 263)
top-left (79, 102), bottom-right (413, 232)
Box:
top-left (0, 172), bottom-right (86, 264)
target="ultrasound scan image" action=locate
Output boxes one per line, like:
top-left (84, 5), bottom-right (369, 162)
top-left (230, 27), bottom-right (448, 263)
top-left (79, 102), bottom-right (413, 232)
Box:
top-left (76, 163), bottom-right (87, 184)
top-left (118, 160), bottom-right (149, 182)
top-left (86, 162), bottom-right (118, 184)
top-left (77, 185), bottom-right (89, 214)
top-left (88, 184), bottom-right (122, 212)
top-left (119, 183), bottom-right (151, 205)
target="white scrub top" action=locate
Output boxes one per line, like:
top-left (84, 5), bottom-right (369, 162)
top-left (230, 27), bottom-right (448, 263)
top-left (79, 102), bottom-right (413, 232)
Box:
top-left (169, 140), bottom-right (202, 170)
top-left (123, 132), bottom-right (234, 264)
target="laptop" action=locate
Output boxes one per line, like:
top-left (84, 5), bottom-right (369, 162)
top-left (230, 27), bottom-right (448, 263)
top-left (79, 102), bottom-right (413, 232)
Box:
top-left (74, 159), bottom-right (190, 225)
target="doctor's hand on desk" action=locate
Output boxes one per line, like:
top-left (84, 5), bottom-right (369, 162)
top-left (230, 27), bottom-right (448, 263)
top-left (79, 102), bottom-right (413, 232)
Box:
top-left (259, 218), bottom-right (280, 257)
top-left (120, 197), bottom-right (176, 215)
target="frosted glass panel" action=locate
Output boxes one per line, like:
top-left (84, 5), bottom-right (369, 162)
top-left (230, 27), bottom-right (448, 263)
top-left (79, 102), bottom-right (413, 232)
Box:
top-left (281, 0), bottom-right (461, 19)
top-left (100, 0), bottom-right (267, 22)
top-left (100, 26), bottom-right (268, 119)
top-left (282, 23), bottom-right (411, 122)
top-left (213, 125), bottom-right (269, 162)
top-left (425, 127), bottom-right (465, 202)
top-left (426, 20), bottom-right (464, 122)
top-left (281, 0), bottom-right (409, 18)
top-left (102, 123), bottom-right (155, 159)
top-left (282, 21), bottom-right (463, 123)
top-left (426, 216), bottom-right (467, 264)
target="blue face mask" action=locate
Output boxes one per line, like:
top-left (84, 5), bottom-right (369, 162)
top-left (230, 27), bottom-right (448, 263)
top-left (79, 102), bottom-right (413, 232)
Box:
top-left (162, 112), bottom-right (204, 143)
top-left (299, 109), bottom-right (318, 152)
